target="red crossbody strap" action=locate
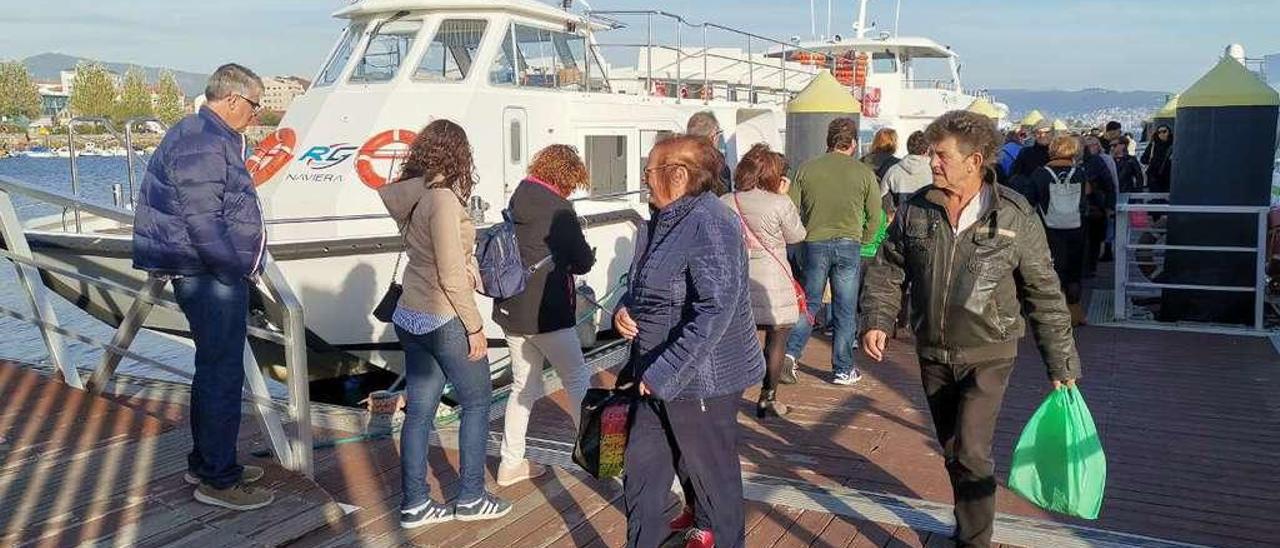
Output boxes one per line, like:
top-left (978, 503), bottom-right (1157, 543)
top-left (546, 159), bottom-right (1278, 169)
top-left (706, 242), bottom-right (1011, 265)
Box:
top-left (732, 193), bottom-right (814, 322)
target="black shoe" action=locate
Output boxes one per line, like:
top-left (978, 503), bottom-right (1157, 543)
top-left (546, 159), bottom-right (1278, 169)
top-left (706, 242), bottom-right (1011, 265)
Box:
top-left (1100, 244), bottom-right (1114, 263)
top-left (756, 389), bottom-right (790, 419)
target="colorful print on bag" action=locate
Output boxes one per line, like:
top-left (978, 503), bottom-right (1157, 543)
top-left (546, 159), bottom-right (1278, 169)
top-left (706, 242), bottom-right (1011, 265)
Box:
top-left (597, 401), bottom-right (630, 478)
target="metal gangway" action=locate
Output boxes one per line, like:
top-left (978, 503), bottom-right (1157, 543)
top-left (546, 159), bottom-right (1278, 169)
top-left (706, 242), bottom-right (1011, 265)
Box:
top-left (1111, 192), bottom-right (1274, 335)
top-left (0, 174), bottom-right (316, 477)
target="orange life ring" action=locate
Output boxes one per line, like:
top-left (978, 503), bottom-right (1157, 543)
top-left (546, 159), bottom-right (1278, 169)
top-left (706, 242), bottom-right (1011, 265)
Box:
top-left (355, 129), bottom-right (417, 190)
top-left (246, 128), bottom-right (296, 187)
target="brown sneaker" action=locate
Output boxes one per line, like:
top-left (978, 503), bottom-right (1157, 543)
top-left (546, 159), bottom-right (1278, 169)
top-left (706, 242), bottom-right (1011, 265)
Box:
top-left (194, 482), bottom-right (274, 510)
top-left (185, 464), bottom-right (265, 486)
top-left (496, 459), bottom-right (547, 487)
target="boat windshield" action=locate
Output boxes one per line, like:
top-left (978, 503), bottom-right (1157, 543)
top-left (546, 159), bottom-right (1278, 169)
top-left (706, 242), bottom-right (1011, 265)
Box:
top-left (414, 19), bottom-right (488, 82)
top-left (903, 56), bottom-right (957, 91)
top-left (315, 24), bottom-right (366, 87)
top-left (350, 20), bottom-right (422, 83)
top-left (490, 23), bottom-right (592, 91)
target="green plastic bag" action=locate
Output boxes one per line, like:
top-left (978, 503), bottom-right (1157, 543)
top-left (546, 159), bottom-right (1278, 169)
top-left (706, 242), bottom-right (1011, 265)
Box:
top-left (1007, 386), bottom-right (1106, 519)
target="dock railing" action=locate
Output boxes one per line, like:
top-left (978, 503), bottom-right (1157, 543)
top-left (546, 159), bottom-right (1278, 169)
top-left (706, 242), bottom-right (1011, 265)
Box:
top-left (585, 10), bottom-right (824, 104)
top-left (0, 174), bottom-right (315, 477)
top-left (1113, 192), bottom-right (1271, 333)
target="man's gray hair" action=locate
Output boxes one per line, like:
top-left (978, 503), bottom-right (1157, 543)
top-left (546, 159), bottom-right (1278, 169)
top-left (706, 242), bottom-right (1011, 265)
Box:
top-left (204, 63), bottom-right (263, 102)
top-left (686, 111), bottom-right (721, 138)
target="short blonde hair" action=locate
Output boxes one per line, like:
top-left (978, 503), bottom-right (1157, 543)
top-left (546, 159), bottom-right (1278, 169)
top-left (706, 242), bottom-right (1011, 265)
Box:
top-left (1049, 135), bottom-right (1080, 161)
top-left (870, 128), bottom-right (898, 154)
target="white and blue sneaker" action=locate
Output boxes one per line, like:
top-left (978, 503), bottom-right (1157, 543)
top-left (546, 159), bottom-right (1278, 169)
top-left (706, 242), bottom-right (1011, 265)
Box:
top-left (400, 500), bottom-right (454, 529)
top-left (454, 492), bottom-right (512, 522)
top-left (832, 370), bottom-right (864, 386)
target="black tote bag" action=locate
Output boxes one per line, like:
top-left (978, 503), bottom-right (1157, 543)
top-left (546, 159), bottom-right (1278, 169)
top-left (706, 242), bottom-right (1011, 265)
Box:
top-left (572, 387), bottom-right (636, 480)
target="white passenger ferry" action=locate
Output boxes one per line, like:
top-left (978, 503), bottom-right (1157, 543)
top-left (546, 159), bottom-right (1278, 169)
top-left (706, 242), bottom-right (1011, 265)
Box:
top-left (9, 0), bottom-right (825, 380)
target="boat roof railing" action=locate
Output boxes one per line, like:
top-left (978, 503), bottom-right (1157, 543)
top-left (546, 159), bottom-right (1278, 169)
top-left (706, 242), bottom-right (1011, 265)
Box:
top-left (333, 0), bottom-right (586, 24)
top-left (784, 36), bottom-right (958, 60)
top-left (585, 10), bottom-right (830, 104)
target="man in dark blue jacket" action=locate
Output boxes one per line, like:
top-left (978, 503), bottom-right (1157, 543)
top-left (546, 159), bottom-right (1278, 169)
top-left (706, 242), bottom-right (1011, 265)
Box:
top-left (132, 63), bottom-right (272, 511)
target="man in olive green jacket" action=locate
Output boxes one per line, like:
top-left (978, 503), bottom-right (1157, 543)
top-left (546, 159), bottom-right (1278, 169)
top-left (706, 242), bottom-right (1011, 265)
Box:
top-left (860, 111), bottom-right (1081, 548)
top-left (785, 117), bottom-right (883, 385)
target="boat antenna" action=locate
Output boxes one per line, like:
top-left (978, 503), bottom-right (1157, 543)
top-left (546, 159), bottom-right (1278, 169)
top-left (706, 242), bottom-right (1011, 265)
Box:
top-left (854, 0), bottom-right (869, 39)
top-left (810, 0), bottom-right (817, 40)
top-left (827, 0), bottom-right (833, 40)
top-left (893, 0), bottom-right (901, 37)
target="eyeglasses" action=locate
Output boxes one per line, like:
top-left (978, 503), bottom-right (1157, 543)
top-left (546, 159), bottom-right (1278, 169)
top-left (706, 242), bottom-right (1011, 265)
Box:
top-left (642, 163), bottom-right (684, 183)
top-left (236, 94), bottom-right (263, 114)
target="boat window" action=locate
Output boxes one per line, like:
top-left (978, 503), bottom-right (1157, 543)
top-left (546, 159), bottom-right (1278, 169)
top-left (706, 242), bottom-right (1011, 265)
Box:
top-left (509, 119), bottom-right (523, 163)
top-left (872, 52), bottom-right (898, 74)
top-left (415, 19), bottom-right (488, 82)
top-left (585, 135), bottom-right (628, 196)
top-left (315, 25), bottom-right (365, 87)
top-left (490, 24), bottom-right (591, 90)
top-left (350, 20), bottom-right (422, 83)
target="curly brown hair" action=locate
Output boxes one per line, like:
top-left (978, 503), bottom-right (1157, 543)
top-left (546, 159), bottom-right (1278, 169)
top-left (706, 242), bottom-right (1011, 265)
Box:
top-left (528, 144), bottom-right (590, 196)
top-left (397, 119), bottom-right (476, 203)
top-left (734, 143), bottom-right (788, 193)
top-left (923, 110), bottom-right (1001, 166)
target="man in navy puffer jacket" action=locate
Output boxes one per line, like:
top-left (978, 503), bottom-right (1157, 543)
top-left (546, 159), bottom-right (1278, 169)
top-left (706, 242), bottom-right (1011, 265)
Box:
top-left (132, 64), bottom-right (272, 511)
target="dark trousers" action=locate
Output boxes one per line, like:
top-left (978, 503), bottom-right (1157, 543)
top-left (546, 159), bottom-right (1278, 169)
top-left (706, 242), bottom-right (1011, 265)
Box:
top-left (625, 392), bottom-right (745, 548)
top-left (1084, 213), bottom-right (1107, 274)
top-left (174, 274), bottom-right (249, 490)
top-left (1046, 227), bottom-right (1086, 304)
top-left (760, 325), bottom-right (793, 392)
top-left (919, 358), bottom-right (1016, 548)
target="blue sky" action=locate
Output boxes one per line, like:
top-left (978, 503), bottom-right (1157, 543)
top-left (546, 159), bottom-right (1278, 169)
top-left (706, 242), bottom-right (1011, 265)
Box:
top-left (4, 0), bottom-right (1276, 91)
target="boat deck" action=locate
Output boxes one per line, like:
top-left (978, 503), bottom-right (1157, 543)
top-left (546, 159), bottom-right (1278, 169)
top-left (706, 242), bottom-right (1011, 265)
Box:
top-left (1, 293), bottom-right (1277, 547)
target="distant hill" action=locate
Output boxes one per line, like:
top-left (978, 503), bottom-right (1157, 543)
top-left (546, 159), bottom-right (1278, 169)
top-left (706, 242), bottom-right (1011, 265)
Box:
top-left (22, 52), bottom-right (209, 98)
top-left (989, 88), bottom-right (1173, 130)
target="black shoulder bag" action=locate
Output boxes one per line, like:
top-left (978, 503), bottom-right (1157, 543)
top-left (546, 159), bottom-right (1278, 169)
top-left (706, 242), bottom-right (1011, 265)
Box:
top-left (373, 201), bottom-right (420, 323)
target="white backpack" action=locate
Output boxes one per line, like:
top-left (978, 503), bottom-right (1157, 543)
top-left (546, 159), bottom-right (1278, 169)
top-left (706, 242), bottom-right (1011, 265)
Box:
top-left (1042, 166), bottom-right (1083, 229)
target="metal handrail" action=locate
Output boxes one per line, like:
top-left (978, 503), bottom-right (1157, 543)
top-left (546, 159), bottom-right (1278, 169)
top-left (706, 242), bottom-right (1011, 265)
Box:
top-left (586, 9), bottom-right (825, 103)
top-left (1113, 194), bottom-right (1271, 332)
top-left (0, 174), bottom-right (134, 224)
top-left (266, 189), bottom-right (648, 226)
top-left (67, 117), bottom-right (132, 231)
top-left (0, 174), bottom-right (315, 476)
top-left (122, 118), bottom-right (168, 206)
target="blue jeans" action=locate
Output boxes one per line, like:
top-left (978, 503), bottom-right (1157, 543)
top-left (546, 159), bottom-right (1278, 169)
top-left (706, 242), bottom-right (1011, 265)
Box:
top-left (396, 319), bottom-right (492, 509)
top-left (173, 274), bottom-right (249, 490)
top-left (785, 239), bottom-right (863, 376)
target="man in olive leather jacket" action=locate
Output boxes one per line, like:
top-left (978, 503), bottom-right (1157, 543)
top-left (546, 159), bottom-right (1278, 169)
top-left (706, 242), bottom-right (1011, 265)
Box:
top-left (860, 111), bottom-right (1081, 548)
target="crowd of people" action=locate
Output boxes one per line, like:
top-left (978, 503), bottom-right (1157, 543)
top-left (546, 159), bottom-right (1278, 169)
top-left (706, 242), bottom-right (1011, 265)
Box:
top-left (996, 117), bottom-right (1175, 324)
top-left (136, 63), bottom-right (1110, 548)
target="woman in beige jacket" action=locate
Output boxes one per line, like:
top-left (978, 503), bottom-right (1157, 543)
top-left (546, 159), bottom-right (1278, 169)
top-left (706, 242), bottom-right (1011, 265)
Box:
top-left (377, 120), bottom-right (509, 529)
top-left (723, 143), bottom-right (807, 418)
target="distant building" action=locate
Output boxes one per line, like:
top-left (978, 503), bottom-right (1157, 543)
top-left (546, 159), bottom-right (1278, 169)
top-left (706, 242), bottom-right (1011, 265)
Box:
top-left (261, 76), bottom-right (309, 113)
top-left (35, 83), bottom-right (71, 123)
top-left (59, 69), bottom-right (121, 94)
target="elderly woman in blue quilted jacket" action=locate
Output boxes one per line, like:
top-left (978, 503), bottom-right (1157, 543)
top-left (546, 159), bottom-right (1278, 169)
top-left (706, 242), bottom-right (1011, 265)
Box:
top-left (613, 135), bottom-right (764, 548)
